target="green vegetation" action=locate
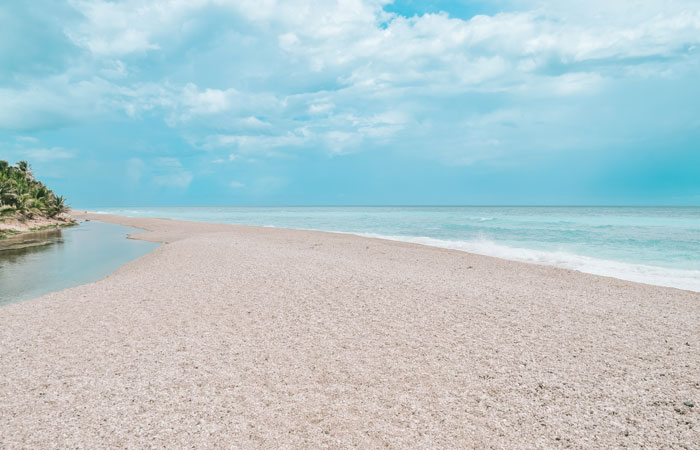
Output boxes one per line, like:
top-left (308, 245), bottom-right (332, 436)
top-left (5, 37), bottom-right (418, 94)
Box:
top-left (0, 222), bottom-right (76, 240)
top-left (0, 229), bottom-right (21, 239)
top-left (29, 224), bottom-right (74, 232)
top-left (0, 160), bottom-right (70, 220)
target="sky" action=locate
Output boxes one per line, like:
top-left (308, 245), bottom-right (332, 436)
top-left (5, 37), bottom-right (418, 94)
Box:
top-left (1, 0), bottom-right (699, 207)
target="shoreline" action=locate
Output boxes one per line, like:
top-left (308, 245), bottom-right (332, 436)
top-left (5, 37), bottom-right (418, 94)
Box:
top-left (0, 215), bottom-right (77, 242)
top-left (0, 219), bottom-right (159, 307)
top-left (85, 210), bottom-right (699, 293)
top-left (330, 231), bottom-right (700, 293)
top-left (1, 212), bottom-right (698, 447)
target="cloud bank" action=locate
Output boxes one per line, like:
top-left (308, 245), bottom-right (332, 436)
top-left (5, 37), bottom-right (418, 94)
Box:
top-left (1, 0), bottom-right (699, 204)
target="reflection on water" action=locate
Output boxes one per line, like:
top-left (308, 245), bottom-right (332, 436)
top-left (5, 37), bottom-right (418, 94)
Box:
top-left (0, 228), bottom-right (65, 254)
top-left (0, 220), bottom-right (160, 306)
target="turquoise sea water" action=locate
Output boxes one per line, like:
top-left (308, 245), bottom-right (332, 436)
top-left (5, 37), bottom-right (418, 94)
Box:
top-left (95, 206), bottom-right (700, 292)
top-left (0, 221), bottom-right (160, 306)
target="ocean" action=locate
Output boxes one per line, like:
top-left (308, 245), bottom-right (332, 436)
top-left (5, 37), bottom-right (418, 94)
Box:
top-left (94, 206), bottom-right (700, 292)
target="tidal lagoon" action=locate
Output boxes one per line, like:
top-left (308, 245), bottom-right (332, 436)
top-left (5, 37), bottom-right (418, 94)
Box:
top-left (0, 220), bottom-right (159, 306)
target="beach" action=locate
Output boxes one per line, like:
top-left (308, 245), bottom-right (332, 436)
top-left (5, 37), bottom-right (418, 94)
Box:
top-left (1, 212), bottom-right (698, 448)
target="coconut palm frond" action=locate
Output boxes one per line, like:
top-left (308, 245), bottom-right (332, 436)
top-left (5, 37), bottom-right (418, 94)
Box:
top-left (0, 160), bottom-right (69, 220)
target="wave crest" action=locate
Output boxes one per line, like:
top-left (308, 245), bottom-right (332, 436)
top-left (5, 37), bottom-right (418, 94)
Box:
top-left (354, 233), bottom-right (700, 292)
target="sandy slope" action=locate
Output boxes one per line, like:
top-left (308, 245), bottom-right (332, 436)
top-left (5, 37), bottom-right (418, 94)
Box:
top-left (1, 212), bottom-right (698, 448)
top-left (0, 214), bottom-right (75, 239)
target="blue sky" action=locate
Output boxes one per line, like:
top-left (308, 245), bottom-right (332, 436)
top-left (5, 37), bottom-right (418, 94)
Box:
top-left (1, 0), bottom-right (699, 206)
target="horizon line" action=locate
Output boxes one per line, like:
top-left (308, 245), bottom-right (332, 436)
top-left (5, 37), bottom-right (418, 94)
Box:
top-left (77, 204), bottom-right (700, 209)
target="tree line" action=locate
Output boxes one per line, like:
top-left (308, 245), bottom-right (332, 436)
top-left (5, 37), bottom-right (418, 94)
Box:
top-left (0, 160), bottom-right (69, 219)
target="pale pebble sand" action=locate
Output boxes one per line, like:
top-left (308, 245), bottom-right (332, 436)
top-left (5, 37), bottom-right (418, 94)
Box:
top-left (1, 212), bottom-right (698, 449)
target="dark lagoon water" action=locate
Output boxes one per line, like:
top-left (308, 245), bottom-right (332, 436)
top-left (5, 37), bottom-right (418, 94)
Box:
top-left (0, 220), bottom-right (160, 306)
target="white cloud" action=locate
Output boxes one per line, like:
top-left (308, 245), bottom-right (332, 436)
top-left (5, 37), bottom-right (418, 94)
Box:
top-left (239, 116), bottom-right (272, 129)
top-left (66, 0), bottom-right (192, 55)
top-left (308, 102), bottom-right (334, 114)
top-left (61, 0), bottom-right (700, 91)
top-left (271, 2), bottom-right (700, 94)
top-left (0, 75), bottom-right (115, 131)
top-left (214, 127), bottom-right (311, 152)
top-left (20, 147), bottom-right (76, 162)
top-left (229, 180), bottom-right (245, 188)
top-left (100, 59), bottom-right (128, 79)
top-left (3, 0), bottom-right (699, 169)
top-left (16, 136), bottom-right (39, 143)
top-left (549, 72), bottom-right (605, 96)
top-left (182, 83), bottom-right (235, 114)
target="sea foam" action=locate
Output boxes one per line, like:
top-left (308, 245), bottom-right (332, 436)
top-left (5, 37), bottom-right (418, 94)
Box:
top-left (90, 206), bottom-right (700, 293)
top-left (353, 232), bottom-right (700, 292)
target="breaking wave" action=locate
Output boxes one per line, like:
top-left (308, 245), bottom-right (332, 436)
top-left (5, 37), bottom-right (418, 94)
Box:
top-left (353, 233), bottom-right (700, 292)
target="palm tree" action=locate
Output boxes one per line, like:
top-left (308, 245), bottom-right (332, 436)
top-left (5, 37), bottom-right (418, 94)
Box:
top-left (0, 159), bottom-right (70, 220)
top-left (44, 195), bottom-right (66, 218)
top-left (16, 160), bottom-right (31, 174)
top-left (0, 179), bottom-right (17, 206)
top-left (0, 205), bottom-right (16, 217)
